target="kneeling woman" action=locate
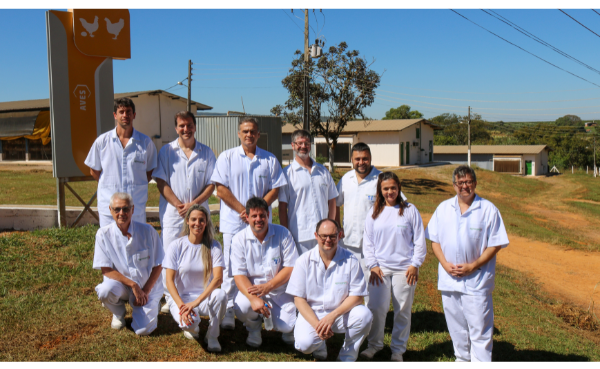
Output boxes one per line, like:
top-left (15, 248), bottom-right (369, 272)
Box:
top-left (360, 172), bottom-right (427, 361)
top-left (163, 204), bottom-right (227, 352)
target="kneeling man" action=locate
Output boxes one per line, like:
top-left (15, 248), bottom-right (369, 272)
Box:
top-left (231, 197), bottom-right (299, 347)
top-left (93, 192), bottom-right (164, 335)
top-left (286, 219), bottom-right (372, 362)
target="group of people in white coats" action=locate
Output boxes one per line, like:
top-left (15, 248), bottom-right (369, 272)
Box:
top-left (88, 97), bottom-right (509, 362)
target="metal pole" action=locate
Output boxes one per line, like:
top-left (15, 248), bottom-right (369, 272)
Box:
top-left (187, 60), bottom-right (192, 112)
top-left (56, 177), bottom-right (66, 228)
top-left (303, 9), bottom-right (310, 131)
top-left (468, 106), bottom-right (471, 167)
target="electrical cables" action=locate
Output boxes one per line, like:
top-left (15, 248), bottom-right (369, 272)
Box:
top-left (560, 9), bottom-right (600, 39)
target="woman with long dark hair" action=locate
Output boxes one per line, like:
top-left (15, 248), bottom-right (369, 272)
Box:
top-left (360, 172), bottom-right (427, 361)
top-left (163, 204), bottom-right (226, 352)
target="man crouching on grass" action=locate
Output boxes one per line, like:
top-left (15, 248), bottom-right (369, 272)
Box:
top-left (93, 192), bottom-right (164, 335)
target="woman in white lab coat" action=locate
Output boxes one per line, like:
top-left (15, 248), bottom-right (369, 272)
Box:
top-left (360, 172), bottom-right (427, 362)
top-left (163, 204), bottom-right (226, 352)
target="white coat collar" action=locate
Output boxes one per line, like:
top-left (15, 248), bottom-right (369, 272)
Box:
top-left (244, 223), bottom-right (275, 243)
top-left (111, 219), bottom-right (135, 238)
top-left (110, 127), bottom-right (141, 143)
top-left (237, 145), bottom-right (265, 159)
top-left (291, 158), bottom-right (314, 171)
top-left (308, 243), bottom-right (345, 266)
top-left (450, 194), bottom-right (481, 213)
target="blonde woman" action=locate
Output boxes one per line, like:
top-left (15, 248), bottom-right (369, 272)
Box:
top-left (163, 204), bottom-right (226, 352)
top-left (360, 172), bottom-right (427, 361)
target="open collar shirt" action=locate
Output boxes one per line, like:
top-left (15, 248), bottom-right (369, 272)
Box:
top-left (279, 160), bottom-right (338, 242)
top-left (152, 139), bottom-right (216, 229)
top-left (92, 221), bottom-right (164, 296)
top-left (230, 224), bottom-right (298, 303)
top-left (210, 145), bottom-right (287, 235)
top-left (286, 245), bottom-right (368, 313)
top-left (425, 194), bottom-right (509, 295)
top-left (84, 127), bottom-right (157, 219)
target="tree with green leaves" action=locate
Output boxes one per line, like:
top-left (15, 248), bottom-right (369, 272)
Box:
top-left (430, 112), bottom-right (492, 145)
top-left (555, 114), bottom-right (583, 127)
top-left (271, 41), bottom-right (382, 170)
top-left (382, 105), bottom-right (423, 120)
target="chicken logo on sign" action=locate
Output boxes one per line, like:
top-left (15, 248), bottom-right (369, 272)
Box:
top-left (73, 9), bottom-right (130, 60)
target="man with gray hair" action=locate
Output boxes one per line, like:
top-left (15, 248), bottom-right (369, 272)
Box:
top-left (279, 129), bottom-right (338, 255)
top-left (93, 192), bottom-right (164, 335)
top-left (210, 117), bottom-right (287, 330)
top-left (425, 165), bottom-right (509, 361)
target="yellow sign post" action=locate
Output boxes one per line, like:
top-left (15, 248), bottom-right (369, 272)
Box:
top-left (46, 9), bottom-right (131, 227)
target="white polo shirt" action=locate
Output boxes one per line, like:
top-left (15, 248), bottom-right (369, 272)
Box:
top-left (162, 237), bottom-right (224, 297)
top-left (286, 245), bottom-right (368, 313)
top-left (336, 167), bottom-right (407, 247)
top-left (152, 139), bottom-right (216, 229)
top-left (425, 194), bottom-right (509, 295)
top-left (279, 160), bottom-right (338, 242)
top-left (210, 145), bottom-right (287, 235)
top-left (92, 220), bottom-right (164, 296)
top-left (363, 203), bottom-right (427, 272)
top-left (85, 127), bottom-right (157, 221)
top-left (230, 223), bottom-right (298, 304)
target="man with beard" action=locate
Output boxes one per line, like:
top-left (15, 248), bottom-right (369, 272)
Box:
top-left (335, 143), bottom-right (406, 300)
top-left (279, 129), bottom-right (338, 255)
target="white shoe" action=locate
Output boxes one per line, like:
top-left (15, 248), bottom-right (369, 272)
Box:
top-left (111, 314), bottom-right (125, 330)
top-left (160, 302), bottom-right (170, 314)
top-left (183, 330), bottom-right (199, 340)
top-left (360, 346), bottom-right (381, 359)
top-left (246, 330), bottom-right (262, 347)
top-left (312, 342), bottom-right (327, 360)
top-left (204, 334), bottom-right (222, 352)
top-left (220, 308), bottom-right (235, 330)
top-left (391, 352), bottom-right (403, 362)
top-left (282, 331), bottom-right (295, 345)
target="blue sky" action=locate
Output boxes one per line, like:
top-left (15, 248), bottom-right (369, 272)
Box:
top-left (2, 8), bottom-right (600, 122)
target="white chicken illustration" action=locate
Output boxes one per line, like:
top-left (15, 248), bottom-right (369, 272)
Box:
top-left (105, 18), bottom-right (125, 40)
top-left (79, 16), bottom-right (99, 37)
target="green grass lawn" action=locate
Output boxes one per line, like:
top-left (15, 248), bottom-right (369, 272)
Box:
top-left (1, 226), bottom-right (598, 361)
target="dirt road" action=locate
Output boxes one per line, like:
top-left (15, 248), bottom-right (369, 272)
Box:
top-left (421, 213), bottom-right (600, 316)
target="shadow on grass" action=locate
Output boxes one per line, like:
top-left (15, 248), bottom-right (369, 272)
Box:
top-left (400, 179), bottom-right (450, 195)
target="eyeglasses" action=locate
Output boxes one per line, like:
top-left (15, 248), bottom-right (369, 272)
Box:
top-left (293, 141), bottom-right (310, 148)
top-left (454, 180), bottom-right (475, 187)
top-left (111, 206), bottom-right (131, 213)
top-left (317, 233), bottom-right (338, 241)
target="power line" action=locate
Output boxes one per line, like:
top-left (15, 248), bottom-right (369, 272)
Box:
top-left (193, 76), bottom-right (285, 81)
top-left (381, 83), bottom-right (598, 95)
top-left (483, 9), bottom-right (600, 76)
top-left (450, 9), bottom-right (600, 88)
top-left (282, 10), bottom-right (303, 33)
top-left (593, 9), bottom-right (600, 17)
top-left (193, 71), bottom-right (286, 76)
top-left (195, 63), bottom-right (287, 67)
top-left (560, 9), bottom-right (600, 39)
top-left (378, 89), bottom-right (600, 103)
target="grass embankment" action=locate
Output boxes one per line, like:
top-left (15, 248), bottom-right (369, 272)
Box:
top-left (1, 226), bottom-right (598, 361)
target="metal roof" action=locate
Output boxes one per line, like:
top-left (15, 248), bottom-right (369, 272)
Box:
top-left (434, 145), bottom-right (551, 155)
top-left (0, 90), bottom-right (212, 112)
top-left (282, 119), bottom-right (440, 134)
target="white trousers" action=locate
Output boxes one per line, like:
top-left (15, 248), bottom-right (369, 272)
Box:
top-left (296, 239), bottom-right (318, 255)
top-left (166, 289), bottom-right (227, 338)
top-left (233, 292), bottom-right (297, 333)
top-left (95, 278), bottom-right (161, 335)
top-left (294, 305), bottom-right (373, 362)
top-left (441, 291), bottom-right (494, 362)
top-left (340, 242), bottom-right (370, 305)
top-left (98, 210), bottom-right (146, 228)
top-left (161, 226), bottom-right (183, 296)
top-left (366, 270), bottom-right (416, 354)
top-left (222, 233), bottom-right (238, 309)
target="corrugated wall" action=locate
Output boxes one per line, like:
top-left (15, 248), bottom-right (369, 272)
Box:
top-left (195, 115), bottom-right (283, 164)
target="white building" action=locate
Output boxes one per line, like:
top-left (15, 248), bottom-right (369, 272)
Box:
top-left (282, 119), bottom-right (440, 167)
top-left (434, 145), bottom-right (551, 176)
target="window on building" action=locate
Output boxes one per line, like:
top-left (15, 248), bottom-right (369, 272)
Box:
top-left (416, 128), bottom-right (420, 139)
top-left (316, 143), bottom-right (351, 163)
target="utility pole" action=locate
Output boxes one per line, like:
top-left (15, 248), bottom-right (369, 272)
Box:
top-left (594, 136), bottom-right (597, 178)
top-left (468, 106), bottom-right (471, 167)
top-left (303, 9), bottom-right (310, 132)
top-left (187, 59), bottom-right (192, 112)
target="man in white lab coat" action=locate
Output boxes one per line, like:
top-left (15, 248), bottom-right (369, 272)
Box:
top-left (152, 111), bottom-right (216, 312)
top-left (425, 165), bottom-right (509, 362)
top-left (230, 197), bottom-right (298, 347)
top-left (93, 192), bottom-right (164, 335)
top-left (279, 129), bottom-right (338, 255)
top-left (286, 218), bottom-right (372, 362)
top-left (210, 117), bottom-right (287, 330)
top-left (85, 98), bottom-right (157, 227)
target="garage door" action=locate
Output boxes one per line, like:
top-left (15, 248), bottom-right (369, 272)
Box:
top-left (494, 160), bottom-right (520, 173)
